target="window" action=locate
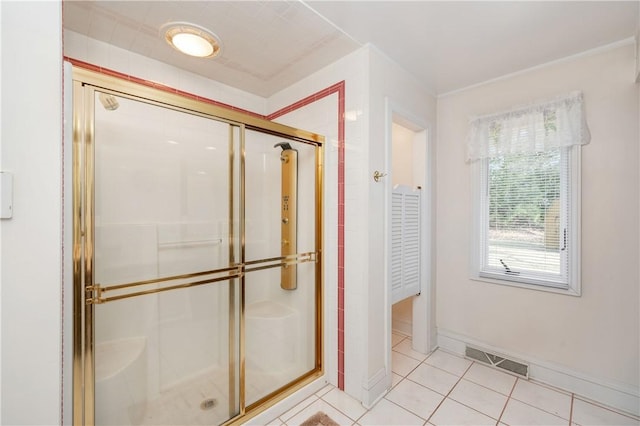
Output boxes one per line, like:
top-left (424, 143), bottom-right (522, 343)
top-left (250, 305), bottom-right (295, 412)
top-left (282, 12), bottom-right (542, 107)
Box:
top-left (468, 92), bottom-right (589, 294)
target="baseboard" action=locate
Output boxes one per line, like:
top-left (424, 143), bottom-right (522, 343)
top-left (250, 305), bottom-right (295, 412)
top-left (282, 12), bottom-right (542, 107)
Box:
top-left (391, 318), bottom-right (412, 336)
top-left (437, 329), bottom-right (640, 417)
top-left (361, 367), bottom-right (390, 409)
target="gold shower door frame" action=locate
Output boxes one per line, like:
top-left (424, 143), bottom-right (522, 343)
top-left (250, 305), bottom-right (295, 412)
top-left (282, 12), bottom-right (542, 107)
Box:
top-left (72, 67), bottom-right (324, 426)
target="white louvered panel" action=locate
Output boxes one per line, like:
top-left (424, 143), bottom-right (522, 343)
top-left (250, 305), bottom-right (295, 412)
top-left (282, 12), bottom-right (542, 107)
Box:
top-left (403, 192), bottom-right (421, 294)
top-left (391, 186), bottom-right (421, 304)
top-left (391, 192), bottom-right (404, 291)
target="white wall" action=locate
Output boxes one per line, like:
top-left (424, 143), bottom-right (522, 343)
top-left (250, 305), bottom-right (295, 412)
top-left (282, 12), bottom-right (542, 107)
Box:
top-left (271, 45), bottom-right (438, 406)
top-left (391, 123), bottom-right (416, 187)
top-left (268, 47), bottom-right (369, 398)
top-left (1, 1), bottom-right (63, 424)
top-left (366, 46), bottom-right (437, 405)
top-left (437, 42), bottom-right (639, 410)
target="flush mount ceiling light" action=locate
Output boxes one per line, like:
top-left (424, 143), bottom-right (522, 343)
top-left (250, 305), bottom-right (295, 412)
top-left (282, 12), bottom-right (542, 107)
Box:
top-left (161, 22), bottom-right (221, 58)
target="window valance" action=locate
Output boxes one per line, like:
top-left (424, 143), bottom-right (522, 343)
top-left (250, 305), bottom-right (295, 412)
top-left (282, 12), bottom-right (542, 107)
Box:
top-left (466, 91), bottom-right (590, 162)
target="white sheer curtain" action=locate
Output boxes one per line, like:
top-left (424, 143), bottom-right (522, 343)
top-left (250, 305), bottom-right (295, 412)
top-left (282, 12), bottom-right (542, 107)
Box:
top-left (466, 91), bottom-right (590, 162)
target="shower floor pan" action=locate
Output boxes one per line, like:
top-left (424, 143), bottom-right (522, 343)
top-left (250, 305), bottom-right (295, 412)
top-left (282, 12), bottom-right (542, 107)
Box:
top-left (136, 367), bottom-right (298, 426)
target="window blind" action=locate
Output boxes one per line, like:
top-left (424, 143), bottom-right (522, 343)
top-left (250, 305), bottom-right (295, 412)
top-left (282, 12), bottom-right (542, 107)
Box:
top-left (481, 148), bottom-right (570, 286)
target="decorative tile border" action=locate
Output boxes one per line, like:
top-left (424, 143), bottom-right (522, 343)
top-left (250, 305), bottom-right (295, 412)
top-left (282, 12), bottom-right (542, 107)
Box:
top-left (64, 58), bottom-right (265, 119)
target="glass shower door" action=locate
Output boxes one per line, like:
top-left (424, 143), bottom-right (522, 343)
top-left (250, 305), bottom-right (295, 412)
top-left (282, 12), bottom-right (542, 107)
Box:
top-left (91, 92), bottom-right (241, 425)
top-left (243, 130), bottom-right (320, 406)
top-left (76, 73), bottom-right (323, 425)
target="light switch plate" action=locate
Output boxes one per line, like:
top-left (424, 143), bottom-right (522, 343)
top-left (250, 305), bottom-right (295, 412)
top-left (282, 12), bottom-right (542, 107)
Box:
top-left (1, 172), bottom-right (14, 219)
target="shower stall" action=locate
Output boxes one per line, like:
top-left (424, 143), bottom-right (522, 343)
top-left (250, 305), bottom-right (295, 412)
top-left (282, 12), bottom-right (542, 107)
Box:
top-left (72, 67), bottom-right (323, 425)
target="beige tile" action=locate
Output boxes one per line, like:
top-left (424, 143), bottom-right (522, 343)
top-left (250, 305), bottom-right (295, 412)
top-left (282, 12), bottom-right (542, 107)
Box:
top-left (285, 399), bottom-right (355, 426)
top-left (463, 363), bottom-right (517, 395)
top-left (385, 378), bottom-right (444, 420)
top-left (315, 384), bottom-right (334, 398)
top-left (393, 339), bottom-right (429, 361)
top-left (429, 398), bottom-right (495, 426)
top-left (279, 395), bottom-right (319, 422)
top-left (391, 351), bottom-right (421, 377)
top-left (511, 379), bottom-right (571, 420)
top-left (392, 332), bottom-right (406, 347)
top-left (321, 388), bottom-right (367, 421)
top-left (449, 378), bottom-right (508, 420)
top-left (391, 373), bottom-right (403, 388)
top-left (425, 350), bottom-right (473, 377)
top-left (572, 398), bottom-right (639, 426)
top-left (501, 398), bottom-right (567, 425)
top-left (358, 398), bottom-right (424, 426)
top-left (408, 363), bottom-right (460, 395)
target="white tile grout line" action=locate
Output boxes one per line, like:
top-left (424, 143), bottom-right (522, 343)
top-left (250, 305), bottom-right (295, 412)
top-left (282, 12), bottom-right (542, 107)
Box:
top-left (419, 350), bottom-right (467, 376)
top-left (572, 394), bottom-right (640, 421)
top-left (313, 388), bottom-right (372, 425)
top-left (569, 393), bottom-right (574, 425)
top-left (372, 349), bottom-right (486, 424)
top-left (524, 374), bottom-right (638, 421)
top-left (527, 377), bottom-right (573, 397)
top-left (277, 395), bottom-right (319, 425)
top-left (391, 348), bottom-right (428, 363)
top-left (307, 349), bottom-right (640, 426)
top-left (496, 376), bottom-right (519, 425)
top-left (508, 381), bottom-right (574, 422)
top-left (372, 395), bottom-right (429, 425)
top-left (424, 360), bottom-right (476, 424)
top-left (456, 373), bottom-right (514, 397)
top-left (329, 348), bottom-right (440, 425)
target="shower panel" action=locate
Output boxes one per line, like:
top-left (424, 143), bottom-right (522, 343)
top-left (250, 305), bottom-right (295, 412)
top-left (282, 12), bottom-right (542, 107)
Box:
top-left (72, 67), bottom-right (324, 426)
top-left (275, 142), bottom-right (298, 290)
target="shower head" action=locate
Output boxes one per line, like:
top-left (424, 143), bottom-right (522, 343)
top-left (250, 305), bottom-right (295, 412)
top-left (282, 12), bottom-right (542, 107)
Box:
top-left (99, 93), bottom-right (119, 111)
top-left (274, 142), bottom-right (293, 151)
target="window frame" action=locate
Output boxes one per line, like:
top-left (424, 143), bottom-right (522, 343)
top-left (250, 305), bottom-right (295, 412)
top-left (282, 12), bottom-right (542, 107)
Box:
top-left (471, 145), bottom-right (582, 296)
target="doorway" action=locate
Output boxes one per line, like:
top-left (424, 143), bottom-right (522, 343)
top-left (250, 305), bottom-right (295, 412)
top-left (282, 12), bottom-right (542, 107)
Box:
top-left (386, 102), bottom-right (434, 358)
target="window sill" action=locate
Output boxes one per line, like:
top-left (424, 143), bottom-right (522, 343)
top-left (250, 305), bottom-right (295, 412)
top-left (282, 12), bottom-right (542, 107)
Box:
top-left (470, 274), bottom-right (581, 297)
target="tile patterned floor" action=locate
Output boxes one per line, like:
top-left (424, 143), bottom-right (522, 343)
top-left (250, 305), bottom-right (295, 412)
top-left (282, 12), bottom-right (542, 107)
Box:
top-left (259, 333), bottom-right (640, 426)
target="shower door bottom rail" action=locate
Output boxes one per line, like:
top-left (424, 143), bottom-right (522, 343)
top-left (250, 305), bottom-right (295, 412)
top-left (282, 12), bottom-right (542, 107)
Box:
top-left (87, 251), bottom-right (318, 304)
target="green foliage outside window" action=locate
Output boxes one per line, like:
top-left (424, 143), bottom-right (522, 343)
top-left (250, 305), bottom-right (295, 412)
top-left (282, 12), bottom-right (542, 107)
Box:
top-left (488, 150), bottom-right (560, 232)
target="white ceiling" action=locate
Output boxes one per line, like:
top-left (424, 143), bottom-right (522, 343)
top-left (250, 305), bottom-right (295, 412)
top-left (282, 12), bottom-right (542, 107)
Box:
top-left (63, 1), bottom-right (639, 97)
